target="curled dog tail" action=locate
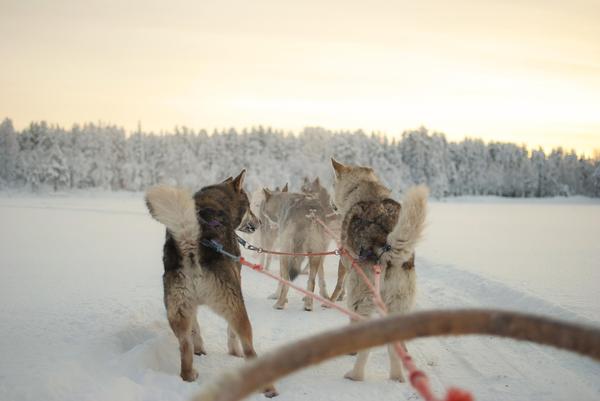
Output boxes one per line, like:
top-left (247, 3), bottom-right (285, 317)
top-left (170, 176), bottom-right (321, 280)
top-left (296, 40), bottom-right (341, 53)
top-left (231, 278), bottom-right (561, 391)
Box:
top-left (386, 185), bottom-right (428, 263)
top-left (145, 185), bottom-right (200, 256)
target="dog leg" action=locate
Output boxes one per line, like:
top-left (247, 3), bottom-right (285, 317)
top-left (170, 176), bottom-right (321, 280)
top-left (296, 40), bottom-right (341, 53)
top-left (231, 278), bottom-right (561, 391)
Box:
top-left (228, 305), bottom-right (279, 398)
top-left (273, 256), bottom-right (290, 309)
top-left (265, 253), bottom-right (273, 272)
top-left (304, 256), bottom-right (321, 311)
top-left (329, 259), bottom-right (346, 302)
top-left (345, 349), bottom-right (370, 381)
top-left (259, 252), bottom-right (266, 270)
top-left (300, 261), bottom-right (310, 275)
top-left (268, 282), bottom-right (282, 300)
top-left (268, 250), bottom-right (282, 299)
top-left (167, 308), bottom-right (198, 382)
top-left (317, 260), bottom-right (328, 299)
top-left (387, 343), bottom-right (405, 382)
top-left (192, 315), bottom-right (206, 356)
top-left (227, 325), bottom-right (244, 358)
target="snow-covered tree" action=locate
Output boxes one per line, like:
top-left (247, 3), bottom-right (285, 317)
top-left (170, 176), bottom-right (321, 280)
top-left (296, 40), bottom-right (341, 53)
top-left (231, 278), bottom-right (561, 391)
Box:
top-left (1, 120), bottom-right (597, 198)
top-left (0, 118), bottom-right (19, 187)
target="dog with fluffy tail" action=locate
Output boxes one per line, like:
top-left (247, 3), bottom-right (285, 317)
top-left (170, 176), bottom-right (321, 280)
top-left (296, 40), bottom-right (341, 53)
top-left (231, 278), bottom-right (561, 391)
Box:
top-left (145, 171), bottom-right (278, 398)
top-left (330, 158), bottom-right (428, 382)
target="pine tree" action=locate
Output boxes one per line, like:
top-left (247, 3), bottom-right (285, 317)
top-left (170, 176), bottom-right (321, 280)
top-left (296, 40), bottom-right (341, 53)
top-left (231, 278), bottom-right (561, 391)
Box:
top-left (0, 118), bottom-right (19, 187)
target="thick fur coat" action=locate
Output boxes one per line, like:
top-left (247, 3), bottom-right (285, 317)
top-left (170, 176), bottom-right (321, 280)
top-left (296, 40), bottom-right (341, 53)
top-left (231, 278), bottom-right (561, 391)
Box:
top-left (331, 158), bottom-right (428, 382)
top-left (145, 171), bottom-right (278, 398)
top-left (261, 189), bottom-right (331, 311)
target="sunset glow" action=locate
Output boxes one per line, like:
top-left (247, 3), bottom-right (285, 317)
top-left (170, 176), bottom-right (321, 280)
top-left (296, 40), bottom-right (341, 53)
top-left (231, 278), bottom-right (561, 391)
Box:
top-left (1, 0), bottom-right (599, 155)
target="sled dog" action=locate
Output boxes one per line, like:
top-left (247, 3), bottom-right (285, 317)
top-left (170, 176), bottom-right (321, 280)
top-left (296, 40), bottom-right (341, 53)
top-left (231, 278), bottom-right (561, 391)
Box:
top-left (300, 177), bottom-right (340, 298)
top-left (261, 188), bottom-right (334, 311)
top-left (330, 159), bottom-right (428, 382)
top-left (257, 184), bottom-right (288, 271)
top-left (145, 170), bottom-right (278, 397)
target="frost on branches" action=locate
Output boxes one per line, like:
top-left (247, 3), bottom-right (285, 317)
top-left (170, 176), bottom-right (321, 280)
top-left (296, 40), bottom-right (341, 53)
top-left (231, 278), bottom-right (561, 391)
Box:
top-left (0, 119), bottom-right (598, 198)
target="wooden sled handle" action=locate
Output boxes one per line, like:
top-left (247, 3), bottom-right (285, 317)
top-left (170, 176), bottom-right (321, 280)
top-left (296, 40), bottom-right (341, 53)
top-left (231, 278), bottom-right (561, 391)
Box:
top-left (192, 309), bottom-right (600, 401)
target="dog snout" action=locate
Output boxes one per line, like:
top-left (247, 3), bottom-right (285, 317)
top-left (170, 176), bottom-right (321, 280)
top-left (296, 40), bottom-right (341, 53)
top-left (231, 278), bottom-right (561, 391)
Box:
top-left (241, 220), bottom-right (258, 233)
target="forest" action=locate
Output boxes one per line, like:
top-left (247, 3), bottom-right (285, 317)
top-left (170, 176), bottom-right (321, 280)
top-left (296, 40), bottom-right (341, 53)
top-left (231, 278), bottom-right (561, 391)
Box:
top-left (0, 118), bottom-right (598, 198)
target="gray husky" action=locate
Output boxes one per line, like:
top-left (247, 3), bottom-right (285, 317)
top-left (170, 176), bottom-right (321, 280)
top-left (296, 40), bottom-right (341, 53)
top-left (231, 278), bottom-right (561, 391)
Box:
top-left (261, 189), bottom-right (334, 311)
top-left (299, 177), bottom-right (340, 298)
top-left (145, 171), bottom-right (278, 397)
top-left (330, 158), bottom-right (428, 382)
top-left (257, 184), bottom-right (288, 271)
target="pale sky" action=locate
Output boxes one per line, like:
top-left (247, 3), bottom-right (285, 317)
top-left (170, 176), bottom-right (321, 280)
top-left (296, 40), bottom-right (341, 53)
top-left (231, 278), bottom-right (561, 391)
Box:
top-left (1, 0), bottom-right (599, 155)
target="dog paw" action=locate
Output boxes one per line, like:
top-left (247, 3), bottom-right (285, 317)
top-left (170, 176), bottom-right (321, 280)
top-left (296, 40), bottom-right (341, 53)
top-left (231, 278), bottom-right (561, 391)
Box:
top-left (273, 302), bottom-right (286, 310)
top-left (263, 385), bottom-right (279, 398)
top-left (303, 305), bottom-right (313, 311)
top-left (228, 349), bottom-right (244, 358)
top-left (389, 372), bottom-right (406, 382)
top-left (344, 370), bottom-right (364, 381)
top-left (228, 340), bottom-right (244, 358)
top-left (181, 368), bottom-right (199, 382)
top-left (194, 349), bottom-right (207, 356)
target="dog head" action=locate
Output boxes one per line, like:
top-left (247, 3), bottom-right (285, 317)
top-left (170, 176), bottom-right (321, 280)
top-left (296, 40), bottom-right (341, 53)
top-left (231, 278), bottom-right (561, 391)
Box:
top-left (301, 177), bottom-right (336, 218)
top-left (260, 186), bottom-right (288, 227)
top-left (197, 169), bottom-right (260, 234)
top-left (331, 158), bottom-right (379, 214)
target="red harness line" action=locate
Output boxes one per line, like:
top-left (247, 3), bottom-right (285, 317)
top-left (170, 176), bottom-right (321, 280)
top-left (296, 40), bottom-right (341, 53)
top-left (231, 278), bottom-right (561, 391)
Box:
top-left (239, 257), bottom-right (362, 321)
top-left (237, 215), bottom-right (473, 401)
top-left (251, 249), bottom-right (339, 257)
top-left (313, 217), bottom-right (474, 401)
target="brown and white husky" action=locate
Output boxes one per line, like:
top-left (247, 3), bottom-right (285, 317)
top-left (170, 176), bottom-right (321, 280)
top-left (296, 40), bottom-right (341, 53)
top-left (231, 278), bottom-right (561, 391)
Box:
top-left (145, 170), bottom-right (278, 397)
top-left (330, 158), bottom-right (428, 382)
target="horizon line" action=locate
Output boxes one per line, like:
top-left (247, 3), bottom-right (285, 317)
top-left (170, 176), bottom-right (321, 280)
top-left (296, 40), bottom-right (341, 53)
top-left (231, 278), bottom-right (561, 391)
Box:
top-left (3, 116), bottom-right (599, 159)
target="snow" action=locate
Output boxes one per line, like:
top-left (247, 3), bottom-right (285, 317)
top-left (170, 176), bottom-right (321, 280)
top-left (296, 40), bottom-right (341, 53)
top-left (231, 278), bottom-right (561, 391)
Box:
top-left (421, 196), bottom-right (600, 322)
top-left (1, 193), bottom-right (599, 401)
top-left (2, 119), bottom-right (599, 198)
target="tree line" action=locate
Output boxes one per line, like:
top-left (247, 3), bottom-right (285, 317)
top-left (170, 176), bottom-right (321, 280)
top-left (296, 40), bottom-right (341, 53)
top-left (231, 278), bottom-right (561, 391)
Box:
top-left (0, 118), bottom-right (598, 198)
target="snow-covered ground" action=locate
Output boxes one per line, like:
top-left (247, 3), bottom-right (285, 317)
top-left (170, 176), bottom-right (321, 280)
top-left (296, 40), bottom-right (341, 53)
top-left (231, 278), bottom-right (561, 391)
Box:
top-left (0, 193), bottom-right (599, 401)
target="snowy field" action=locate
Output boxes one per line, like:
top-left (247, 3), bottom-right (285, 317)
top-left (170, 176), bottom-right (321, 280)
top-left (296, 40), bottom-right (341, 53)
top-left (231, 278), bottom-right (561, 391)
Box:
top-left (0, 192), bottom-right (599, 401)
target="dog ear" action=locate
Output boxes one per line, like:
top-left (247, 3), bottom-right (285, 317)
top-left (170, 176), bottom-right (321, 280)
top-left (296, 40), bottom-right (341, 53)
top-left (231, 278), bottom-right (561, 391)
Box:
top-left (331, 158), bottom-right (347, 178)
top-left (303, 177), bottom-right (310, 184)
top-left (282, 183), bottom-right (288, 192)
top-left (263, 188), bottom-right (272, 199)
top-left (382, 198), bottom-right (401, 217)
top-left (222, 176), bottom-right (233, 183)
top-left (231, 169), bottom-right (246, 193)
top-left (313, 177), bottom-right (320, 186)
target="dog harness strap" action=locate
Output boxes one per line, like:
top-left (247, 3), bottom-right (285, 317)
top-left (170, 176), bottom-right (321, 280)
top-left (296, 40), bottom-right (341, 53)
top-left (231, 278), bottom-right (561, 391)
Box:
top-left (235, 234), bottom-right (339, 257)
top-left (200, 239), bottom-right (240, 261)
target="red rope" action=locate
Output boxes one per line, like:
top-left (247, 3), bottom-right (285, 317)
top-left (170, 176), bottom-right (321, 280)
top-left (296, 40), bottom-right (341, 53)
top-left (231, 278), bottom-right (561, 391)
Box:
top-left (239, 257), bottom-right (362, 321)
top-left (239, 253), bottom-right (472, 401)
top-left (236, 215), bottom-right (474, 401)
top-left (313, 216), bottom-right (474, 401)
top-left (252, 248), bottom-right (339, 257)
